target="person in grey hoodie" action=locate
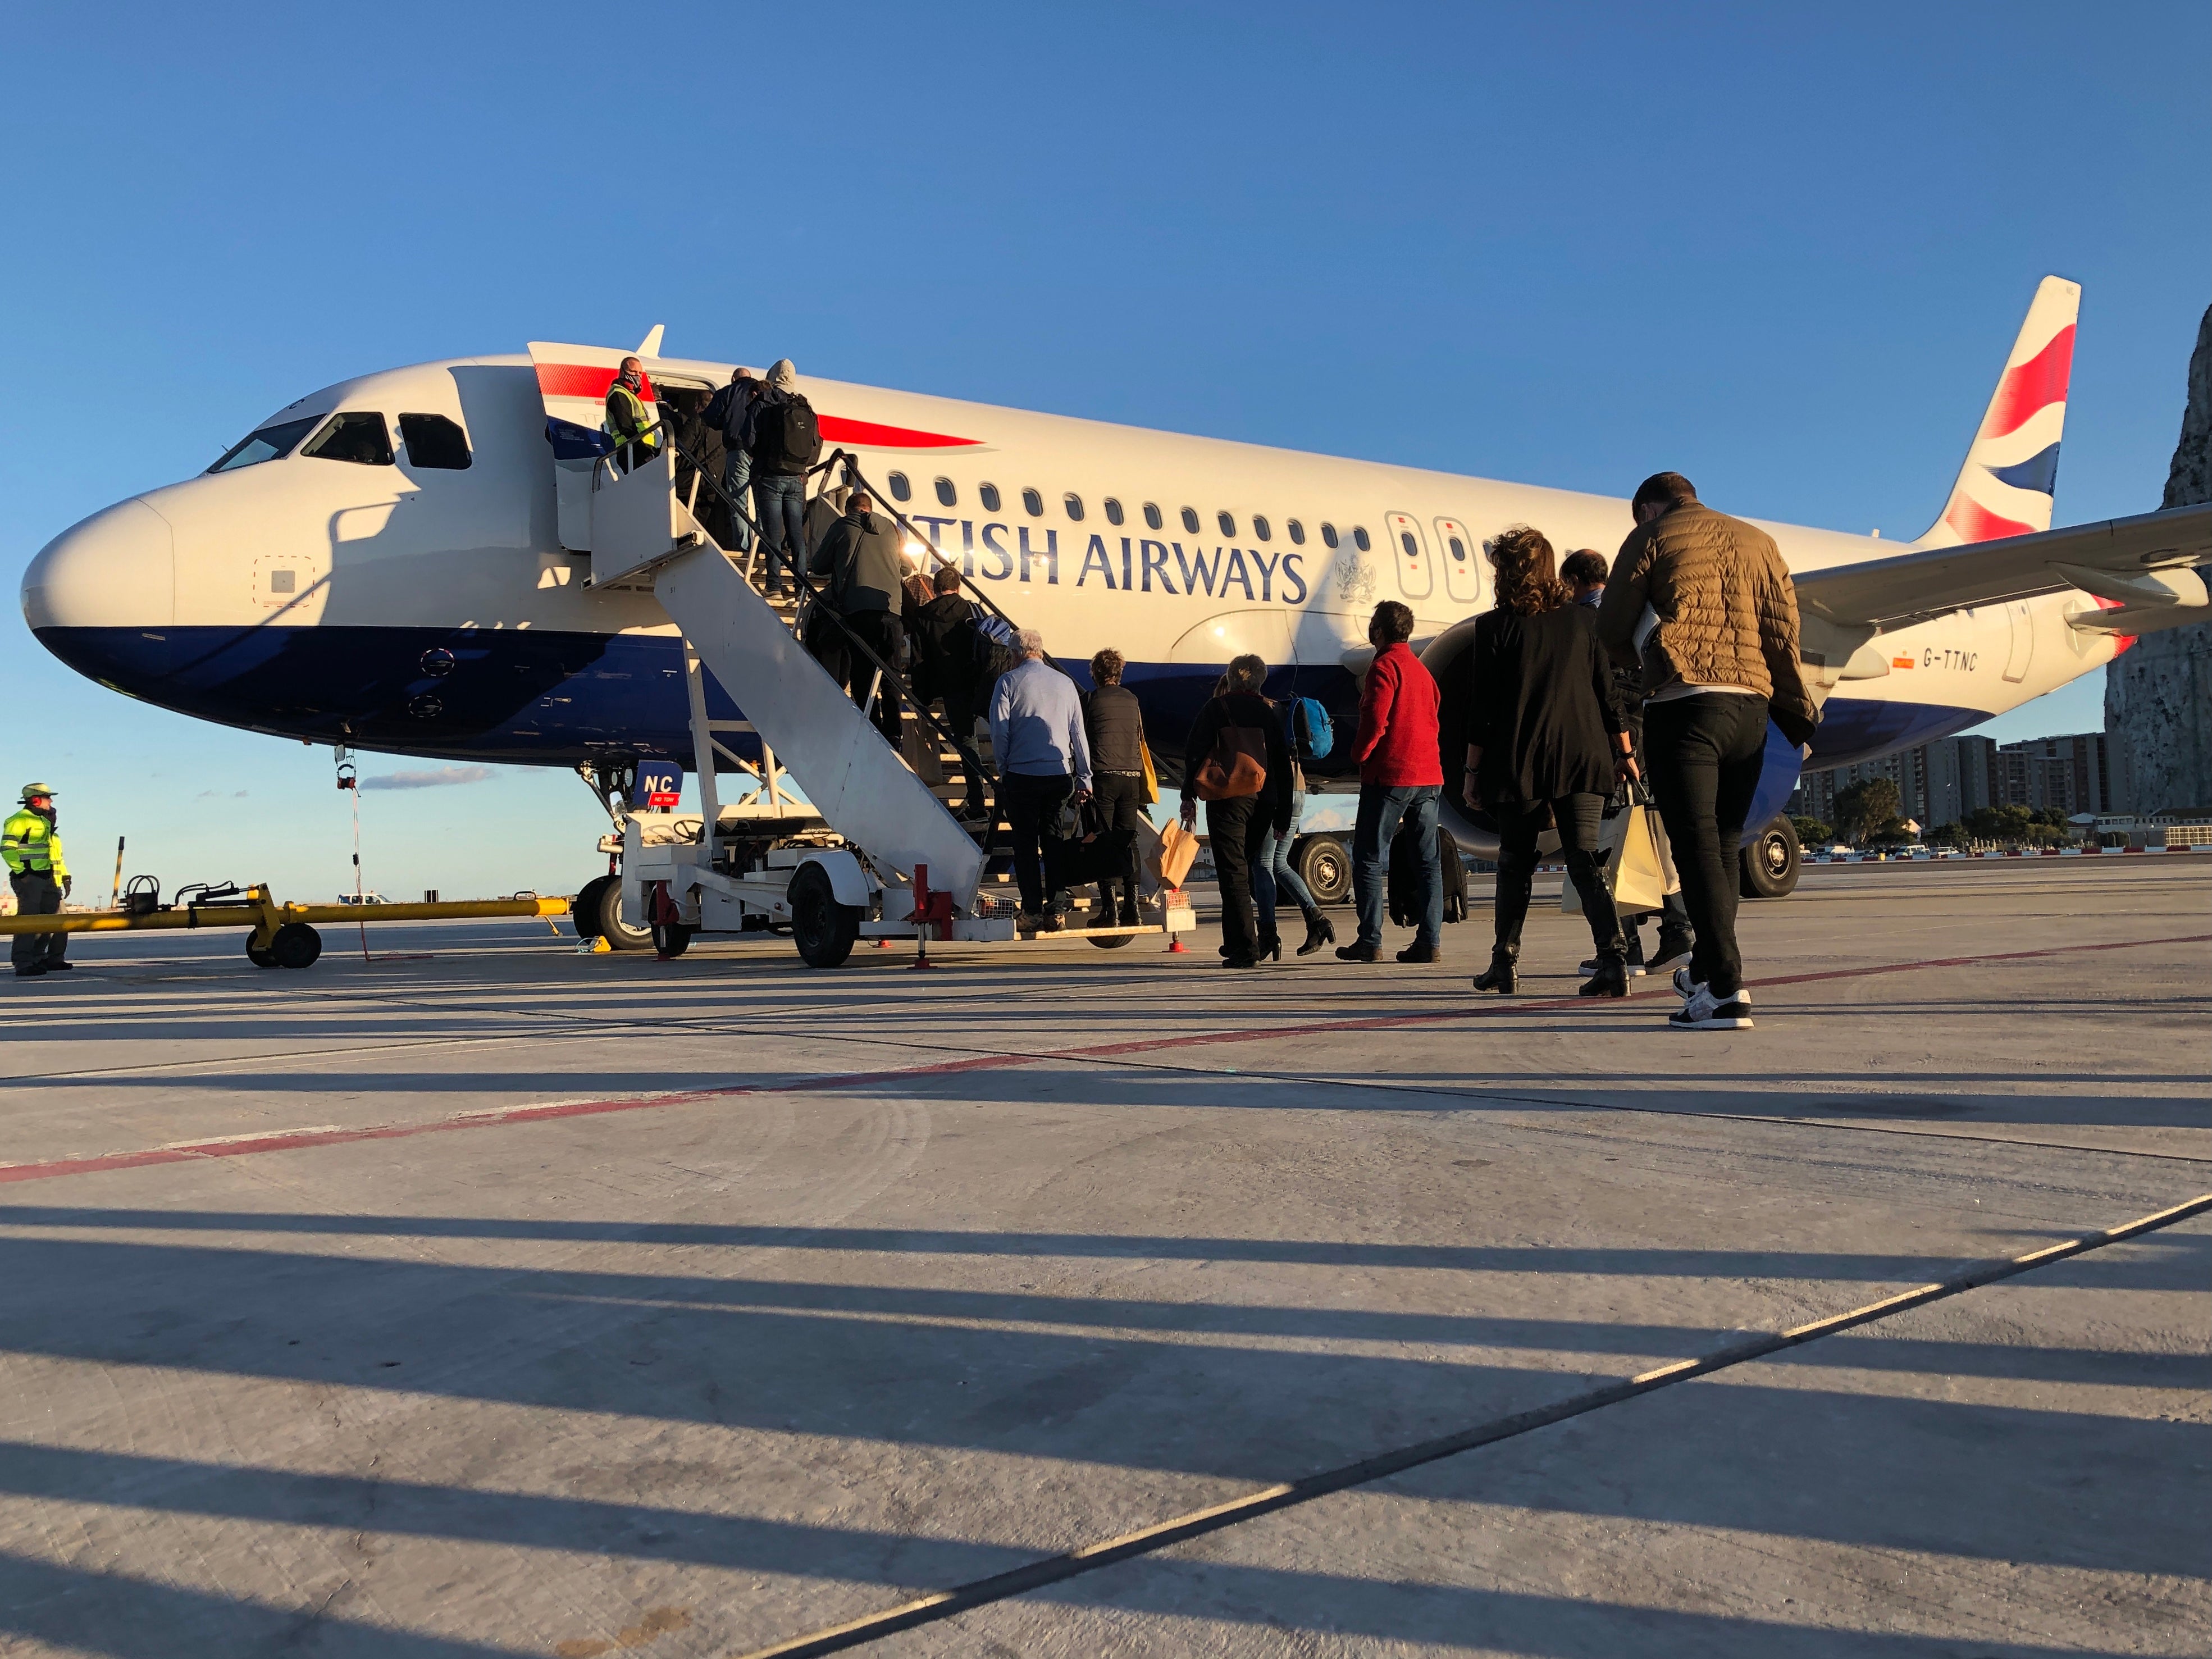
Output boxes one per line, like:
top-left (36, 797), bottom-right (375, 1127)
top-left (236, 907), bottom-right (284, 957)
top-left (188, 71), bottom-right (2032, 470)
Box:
top-left (742, 359), bottom-right (814, 598)
top-left (815, 491), bottom-right (910, 742)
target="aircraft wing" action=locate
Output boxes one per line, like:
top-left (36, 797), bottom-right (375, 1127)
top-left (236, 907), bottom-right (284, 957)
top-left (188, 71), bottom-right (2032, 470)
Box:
top-left (1794, 503), bottom-right (2212, 632)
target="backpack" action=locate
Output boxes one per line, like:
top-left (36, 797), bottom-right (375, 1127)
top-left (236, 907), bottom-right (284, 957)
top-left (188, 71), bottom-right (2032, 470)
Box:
top-left (1388, 822), bottom-right (1467, 927)
top-left (761, 394), bottom-right (821, 472)
top-left (1292, 696), bottom-right (1334, 760)
top-left (971, 610), bottom-right (1021, 683)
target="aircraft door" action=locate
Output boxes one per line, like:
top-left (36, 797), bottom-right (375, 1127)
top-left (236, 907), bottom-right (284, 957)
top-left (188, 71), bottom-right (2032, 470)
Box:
top-left (2003, 600), bottom-right (2036, 682)
top-left (1385, 512), bottom-right (1433, 599)
top-left (1435, 517), bottom-right (1480, 607)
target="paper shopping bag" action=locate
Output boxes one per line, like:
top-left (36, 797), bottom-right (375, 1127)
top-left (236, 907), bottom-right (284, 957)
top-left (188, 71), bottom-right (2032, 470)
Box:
top-left (1153, 818), bottom-right (1201, 889)
top-left (1608, 803), bottom-right (1672, 914)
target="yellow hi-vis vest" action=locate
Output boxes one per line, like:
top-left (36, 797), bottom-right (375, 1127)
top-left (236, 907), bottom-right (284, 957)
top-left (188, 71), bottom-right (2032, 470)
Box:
top-left (1, 809), bottom-right (66, 878)
top-left (604, 381), bottom-right (658, 452)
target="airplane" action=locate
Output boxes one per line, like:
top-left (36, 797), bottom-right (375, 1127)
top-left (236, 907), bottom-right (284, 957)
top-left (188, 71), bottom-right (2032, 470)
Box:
top-left (21, 274), bottom-right (2212, 922)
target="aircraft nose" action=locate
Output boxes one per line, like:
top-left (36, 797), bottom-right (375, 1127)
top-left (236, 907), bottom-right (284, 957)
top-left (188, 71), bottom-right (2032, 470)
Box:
top-left (20, 498), bottom-right (176, 631)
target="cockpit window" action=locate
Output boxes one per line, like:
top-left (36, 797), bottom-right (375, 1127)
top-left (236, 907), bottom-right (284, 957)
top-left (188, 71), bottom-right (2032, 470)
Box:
top-left (208, 415), bottom-right (321, 473)
top-left (302, 412), bottom-right (395, 466)
top-left (399, 413), bottom-right (471, 470)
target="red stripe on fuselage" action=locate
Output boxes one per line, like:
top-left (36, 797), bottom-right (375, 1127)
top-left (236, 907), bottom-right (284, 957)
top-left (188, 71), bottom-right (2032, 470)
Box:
top-left (536, 363), bottom-right (658, 402)
top-left (1981, 324), bottom-right (2074, 438)
top-left (532, 365), bottom-right (978, 447)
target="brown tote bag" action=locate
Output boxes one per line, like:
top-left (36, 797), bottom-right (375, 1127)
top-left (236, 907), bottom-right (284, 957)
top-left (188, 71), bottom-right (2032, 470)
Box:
top-left (1192, 724), bottom-right (1269, 801)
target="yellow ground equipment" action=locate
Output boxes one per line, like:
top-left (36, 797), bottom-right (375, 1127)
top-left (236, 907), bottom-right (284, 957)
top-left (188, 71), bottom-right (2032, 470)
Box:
top-left (0, 882), bottom-right (569, 970)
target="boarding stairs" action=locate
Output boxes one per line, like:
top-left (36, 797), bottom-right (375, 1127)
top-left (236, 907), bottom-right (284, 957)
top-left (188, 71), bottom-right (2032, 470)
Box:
top-left (543, 369), bottom-right (1187, 964)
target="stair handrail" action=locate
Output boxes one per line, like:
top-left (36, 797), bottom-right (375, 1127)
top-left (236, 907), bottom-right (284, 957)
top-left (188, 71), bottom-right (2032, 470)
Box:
top-left (635, 422), bottom-right (1003, 837)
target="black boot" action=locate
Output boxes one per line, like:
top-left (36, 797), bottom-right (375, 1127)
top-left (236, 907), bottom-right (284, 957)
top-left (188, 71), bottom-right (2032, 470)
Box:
top-left (1297, 913), bottom-right (1337, 956)
top-left (1579, 947), bottom-right (1630, 998)
top-left (1472, 949), bottom-right (1518, 995)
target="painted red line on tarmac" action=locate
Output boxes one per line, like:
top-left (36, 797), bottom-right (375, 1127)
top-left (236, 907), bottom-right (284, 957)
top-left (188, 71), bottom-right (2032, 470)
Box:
top-left (1, 932), bottom-right (2203, 1187)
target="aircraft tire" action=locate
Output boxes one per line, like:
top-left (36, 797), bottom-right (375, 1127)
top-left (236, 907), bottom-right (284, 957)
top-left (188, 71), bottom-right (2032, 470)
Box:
top-left (572, 876), bottom-right (612, 940)
top-left (789, 863), bottom-right (859, 969)
top-left (1740, 816), bottom-right (1801, 900)
top-left (271, 923), bottom-right (322, 970)
top-left (1296, 834), bottom-right (1352, 907)
top-left (589, 877), bottom-right (654, 951)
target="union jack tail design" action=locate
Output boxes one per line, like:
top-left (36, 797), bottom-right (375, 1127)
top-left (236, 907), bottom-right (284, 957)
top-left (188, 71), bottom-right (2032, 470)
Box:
top-left (1917, 275), bottom-right (2078, 548)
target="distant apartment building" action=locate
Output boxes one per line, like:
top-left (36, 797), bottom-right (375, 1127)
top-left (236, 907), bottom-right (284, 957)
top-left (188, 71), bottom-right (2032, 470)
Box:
top-left (1791, 731), bottom-right (2106, 828)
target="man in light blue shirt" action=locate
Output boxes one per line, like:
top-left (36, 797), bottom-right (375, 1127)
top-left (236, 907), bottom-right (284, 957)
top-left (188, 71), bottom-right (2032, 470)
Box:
top-left (988, 629), bottom-right (1092, 927)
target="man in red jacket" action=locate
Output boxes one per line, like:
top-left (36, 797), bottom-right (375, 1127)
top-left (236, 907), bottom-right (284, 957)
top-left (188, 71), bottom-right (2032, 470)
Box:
top-left (1338, 601), bottom-right (1446, 963)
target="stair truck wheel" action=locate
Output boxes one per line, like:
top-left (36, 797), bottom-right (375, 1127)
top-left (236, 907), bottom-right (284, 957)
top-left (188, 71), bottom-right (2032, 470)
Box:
top-left (572, 875), bottom-right (612, 940)
top-left (650, 920), bottom-right (694, 957)
top-left (1740, 815), bottom-right (1801, 899)
top-left (788, 862), bottom-right (860, 969)
top-left (271, 922), bottom-right (322, 970)
top-left (590, 876), bottom-right (654, 950)
top-left (1088, 928), bottom-right (1137, 950)
top-left (1296, 833), bottom-right (1352, 907)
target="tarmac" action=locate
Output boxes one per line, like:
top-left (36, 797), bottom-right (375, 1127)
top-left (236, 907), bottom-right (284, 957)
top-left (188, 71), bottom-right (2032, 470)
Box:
top-left (0, 856), bottom-right (2205, 1658)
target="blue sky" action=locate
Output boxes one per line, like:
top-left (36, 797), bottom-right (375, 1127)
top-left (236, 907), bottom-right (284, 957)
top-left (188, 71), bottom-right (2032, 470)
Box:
top-left (2, 2), bottom-right (2204, 901)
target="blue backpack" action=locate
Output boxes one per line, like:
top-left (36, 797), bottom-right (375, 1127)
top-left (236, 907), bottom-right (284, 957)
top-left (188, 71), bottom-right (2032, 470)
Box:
top-left (1292, 696), bottom-right (1334, 760)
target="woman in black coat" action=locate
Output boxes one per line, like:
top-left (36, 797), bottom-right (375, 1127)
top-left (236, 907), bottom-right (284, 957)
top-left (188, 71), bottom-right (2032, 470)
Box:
top-left (1180, 655), bottom-right (1293, 968)
top-left (1460, 525), bottom-right (1638, 996)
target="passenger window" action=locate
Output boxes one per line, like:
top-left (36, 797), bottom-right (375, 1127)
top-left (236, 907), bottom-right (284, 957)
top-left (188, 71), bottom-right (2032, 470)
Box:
top-left (398, 413), bottom-right (471, 470)
top-left (1022, 487), bottom-right (1044, 517)
top-left (887, 471), bottom-right (913, 502)
top-left (209, 414), bottom-right (321, 473)
top-left (1252, 515), bottom-right (1271, 541)
top-left (1104, 498), bottom-right (1125, 526)
top-left (1180, 507), bottom-right (1200, 534)
top-left (302, 412), bottom-right (394, 466)
top-left (1064, 493), bottom-right (1084, 521)
top-left (1321, 522), bottom-right (1339, 549)
top-left (1448, 535), bottom-right (1467, 561)
top-left (1287, 519), bottom-right (1306, 545)
top-left (1401, 530), bottom-right (1418, 557)
top-left (935, 477), bottom-right (957, 507)
top-left (1217, 511), bottom-right (1237, 536)
top-left (1143, 502), bottom-right (1164, 530)
top-left (1353, 526), bottom-right (1372, 552)
top-left (980, 482), bottom-right (1002, 513)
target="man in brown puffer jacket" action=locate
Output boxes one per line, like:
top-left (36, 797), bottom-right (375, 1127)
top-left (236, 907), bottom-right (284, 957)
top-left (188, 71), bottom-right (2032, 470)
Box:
top-left (1597, 472), bottom-right (1818, 1032)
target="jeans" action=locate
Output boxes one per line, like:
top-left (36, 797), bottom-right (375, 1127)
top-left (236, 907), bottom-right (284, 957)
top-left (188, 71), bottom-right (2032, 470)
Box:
top-left (1089, 773), bottom-right (1147, 909)
top-left (1352, 783), bottom-right (1441, 949)
top-left (9, 872), bottom-right (65, 969)
top-left (1254, 790), bottom-right (1318, 938)
top-left (1489, 794), bottom-right (1625, 961)
top-left (752, 471), bottom-right (807, 589)
top-left (1644, 693), bottom-right (1768, 997)
top-left (720, 449), bottom-right (754, 551)
top-left (1001, 770), bottom-right (1075, 915)
top-left (1206, 795), bottom-right (1273, 960)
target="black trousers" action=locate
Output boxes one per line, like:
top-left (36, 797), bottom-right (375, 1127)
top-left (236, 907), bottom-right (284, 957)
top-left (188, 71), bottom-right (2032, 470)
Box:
top-left (1002, 771), bottom-right (1074, 914)
top-left (1205, 795), bottom-right (1272, 960)
top-left (1644, 692), bottom-right (1768, 997)
top-left (841, 609), bottom-right (905, 743)
top-left (937, 684), bottom-right (987, 814)
top-left (1089, 773), bottom-right (1147, 906)
top-left (10, 872), bottom-right (65, 968)
top-left (1489, 795), bottom-right (1625, 961)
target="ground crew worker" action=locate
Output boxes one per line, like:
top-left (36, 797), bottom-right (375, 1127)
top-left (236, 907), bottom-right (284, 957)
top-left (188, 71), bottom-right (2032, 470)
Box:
top-left (603, 356), bottom-right (659, 474)
top-left (4, 783), bottom-right (72, 978)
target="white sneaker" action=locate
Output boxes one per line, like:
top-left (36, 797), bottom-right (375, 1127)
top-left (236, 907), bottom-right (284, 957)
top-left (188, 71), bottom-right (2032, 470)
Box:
top-left (1673, 967), bottom-right (1699, 1000)
top-left (1670, 983), bottom-right (1753, 1030)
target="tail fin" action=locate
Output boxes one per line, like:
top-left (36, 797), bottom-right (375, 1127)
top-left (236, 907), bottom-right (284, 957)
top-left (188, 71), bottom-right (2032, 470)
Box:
top-left (1917, 275), bottom-right (2079, 548)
